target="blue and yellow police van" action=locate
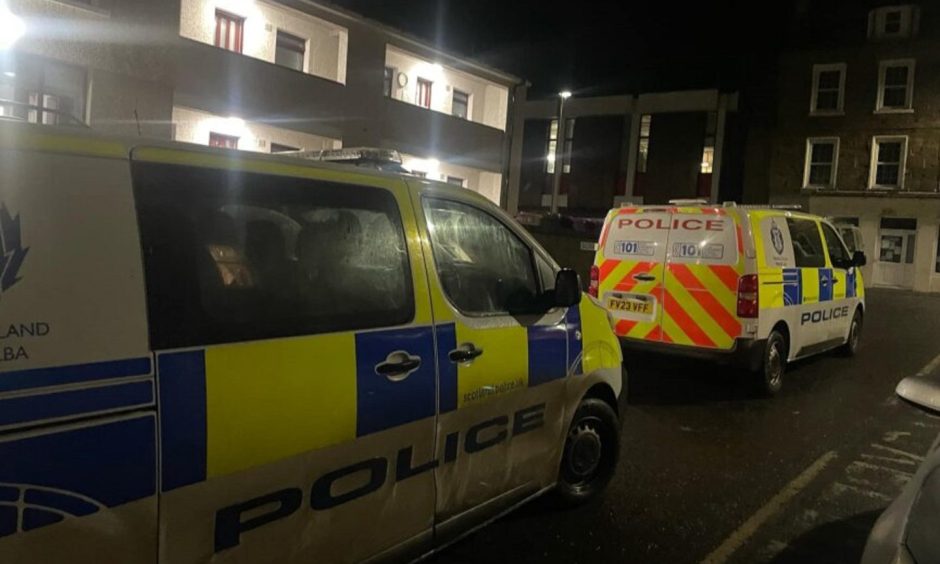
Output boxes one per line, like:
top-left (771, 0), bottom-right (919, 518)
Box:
top-left (0, 121), bottom-right (624, 563)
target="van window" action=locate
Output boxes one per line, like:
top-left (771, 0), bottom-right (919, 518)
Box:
top-left (666, 214), bottom-right (738, 265)
top-left (423, 198), bottom-right (539, 315)
top-left (786, 218), bottom-right (827, 268)
top-left (133, 162), bottom-right (413, 349)
top-left (821, 223), bottom-right (850, 266)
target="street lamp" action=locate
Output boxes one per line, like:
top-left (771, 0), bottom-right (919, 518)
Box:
top-left (0, 4), bottom-right (25, 50)
top-left (550, 90), bottom-right (572, 214)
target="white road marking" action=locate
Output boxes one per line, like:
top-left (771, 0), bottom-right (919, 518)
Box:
top-left (881, 431), bottom-right (911, 443)
top-left (832, 482), bottom-right (894, 501)
top-left (915, 353), bottom-right (940, 377)
top-left (849, 460), bottom-right (914, 479)
top-left (870, 443), bottom-right (925, 461)
top-left (860, 453), bottom-right (918, 466)
top-left (700, 451), bottom-right (838, 564)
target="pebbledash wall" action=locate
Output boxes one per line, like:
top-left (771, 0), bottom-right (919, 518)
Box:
top-left (3, 0), bottom-right (522, 204)
top-left (748, 2), bottom-right (940, 292)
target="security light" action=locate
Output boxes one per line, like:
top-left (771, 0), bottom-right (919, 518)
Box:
top-left (0, 5), bottom-right (25, 50)
top-left (559, 91), bottom-right (572, 99)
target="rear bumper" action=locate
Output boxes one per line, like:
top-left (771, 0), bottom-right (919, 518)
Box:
top-left (619, 336), bottom-right (766, 370)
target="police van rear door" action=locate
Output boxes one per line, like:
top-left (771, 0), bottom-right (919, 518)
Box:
top-left (597, 208), bottom-right (670, 342)
top-left (661, 209), bottom-right (743, 350)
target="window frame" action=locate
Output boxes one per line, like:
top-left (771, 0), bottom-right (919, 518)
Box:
top-left (451, 88), bottom-right (470, 120)
top-left (821, 222), bottom-right (852, 267)
top-left (876, 59), bottom-right (915, 113)
top-left (809, 63), bottom-right (846, 116)
top-left (209, 132), bottom-right (239, 149)
top-left (383, 66), bottom-right (395, 98)
top-left (416, 78), bottom-right (433, 109)
top-left (214, 9), bottom-right (245, 54)
top-left (803, 137), bottom-right (840, 189)
top-left (274, 29), bottom-right (307, 72)
top-left (869, 135), bottom-right (908, 190)
top-left (786, 217), bottom-right (828, 269)
top-left (421, 195), bottom-right (544, 318)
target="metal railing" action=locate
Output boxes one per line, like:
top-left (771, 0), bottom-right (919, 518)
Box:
top-left (0, 99), bottom-right (88, 128)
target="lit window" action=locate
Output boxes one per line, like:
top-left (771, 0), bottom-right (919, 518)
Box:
top-left (209, 132), bottom-right (239, 149)
top-left (215, 10), bottom-right (244, 54)
top-left (804, 138), bottom-right (839, 188)
top-left (870, 136), bottom-right (907, 190)
top-left (275, 30), bottom-right (306, 72)
top-left (637, 115), bottom-right (652, 173)
top-left (810, 64), bottom-right (846, 114)
top-left (452, 89), bottom-right (469, 120)
top-left (701, 111), bottom-right (717, 174)
top-left (877, 60), bottom-right (915, 111)
top-left (416, 78), bottom-right (432, 109)
top-left (546, 119), bottom-right (558, 174)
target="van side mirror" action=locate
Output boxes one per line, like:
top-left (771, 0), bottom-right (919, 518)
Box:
top-left (897, 375), bottom-right (940, 416)
top-left (554, 269), bottom-right (582, 308)
top-left (852, 250), bottom-right (867, 267)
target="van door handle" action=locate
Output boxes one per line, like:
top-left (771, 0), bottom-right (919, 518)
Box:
top-left (449, 344), bottom-right (483, 364)
top-left (375, 352), bottom-right (422, 382)
top-left (633, 273), bottom-right (656, 282)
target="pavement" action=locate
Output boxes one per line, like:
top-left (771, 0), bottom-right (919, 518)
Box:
top-left (428, 288), bottom-right (940, 564)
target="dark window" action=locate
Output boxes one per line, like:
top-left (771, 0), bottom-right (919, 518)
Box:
top-left (885, 10), bottom-right (903, 34)
top-left (383, 67), bottom-right (394, 97)
top-left (270, 143), bottom-right (300, 153)
top-left (822, 223), bottom-right (850, 266)
top-left (446, 176), bottom-right (465, 187)
top-left (423, 198), bottom-right (539, 315)
top-left (452, 89), bottom-right (469, 119)
top-left (134, 162), bottom-right (413, 349)
top-left (807, 140), bottom-right (837, 187)
top-left (786, 218), bottom-right (827, 268)
top-left (417, 78), bottom-right (432, 109)
top-left (215, 10), bottom-right (244, 53)
top-left (880, 217), bottom-right (917, 230)
top-left (815, 69), bottom-right (842, 111)
top-left (874, 140), bottom-right (904, 187)
top-left (209, 133), bottom-right (239, 149)
top-left (881, 64), bottom-right (911, 109)
top-left (637, 114), bottom-right (652, 173)
top-left (275, 30), bottom-right (306, 71)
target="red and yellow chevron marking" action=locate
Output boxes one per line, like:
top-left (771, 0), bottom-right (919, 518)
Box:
top-left (662, 263), bottom-right (743, 350)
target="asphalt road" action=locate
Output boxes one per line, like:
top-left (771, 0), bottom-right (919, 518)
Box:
top-left (428, 289), bottom-right (940, 564)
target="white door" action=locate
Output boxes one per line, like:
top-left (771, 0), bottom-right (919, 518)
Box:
top-left (874, 228), bottom-right (916, 288)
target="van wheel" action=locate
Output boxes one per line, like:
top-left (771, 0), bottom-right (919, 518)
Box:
top-left (555, 399), bottom-right (620, 506)
top-left (756, 330), bottom-right (787, 396)
top-left (838, 310), bottom-right (863, 357)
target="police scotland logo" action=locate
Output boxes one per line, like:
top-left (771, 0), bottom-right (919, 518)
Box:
top-left (0, 204), bottom-right (28, 299)
top-left (770, 220), bottom-right (785, 255)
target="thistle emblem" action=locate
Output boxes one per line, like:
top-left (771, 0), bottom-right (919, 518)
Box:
top-left (0, 204), bottom-right (28, 296)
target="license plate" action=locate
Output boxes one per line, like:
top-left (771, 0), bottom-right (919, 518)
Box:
top-left (607, 296), bottom-right (653, 315)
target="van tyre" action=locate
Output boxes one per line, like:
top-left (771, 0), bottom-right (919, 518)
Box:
top-left (838, 310), bottom-right (863, 357)
top-left (555, 398), bottom-right (620, 506)
top-left (756, 330), bottom-right (787, 396)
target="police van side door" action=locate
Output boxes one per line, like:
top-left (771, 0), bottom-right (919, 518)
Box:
top-left (131, 152), bottom-right (436, 564)
top-left (821, 222), bottom-right (857, 341)
top-left (785, 217), bottom-right (830, 355)
top-left (597, 209), bottom-right (670, 342)
top-left (416, 192), bottom-right (569, 536)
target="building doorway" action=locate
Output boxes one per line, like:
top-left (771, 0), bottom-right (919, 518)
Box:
top-left (874, 217), bottom-right (916, 288)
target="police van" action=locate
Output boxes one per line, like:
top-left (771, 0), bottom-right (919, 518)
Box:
top-left (0, 121), bottom-right (624, 563)
top-left (590, 201), bottom-right (866, 395)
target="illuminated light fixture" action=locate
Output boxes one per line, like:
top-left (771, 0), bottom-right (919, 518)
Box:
top-left (559, 90), bottom-right (572, 99)
top-left (0, 4), bottom-right (25, 50)
top-left (3, 71), bottom-right (14, 78)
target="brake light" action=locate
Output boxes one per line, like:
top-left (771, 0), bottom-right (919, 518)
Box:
top-left (588, 265), bottom-right (600, 298)
top-left (737, 274), bottom-right (759, 318)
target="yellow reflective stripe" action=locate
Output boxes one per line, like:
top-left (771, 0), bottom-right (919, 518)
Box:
top-left (801, 269), bottom-right (820, 304)
top-left (759, 268), bottom-right (785, 309)
top-left (833, 270), bottom-right (847, 299)
top-left (204, 335), bottom-right (357, 477)
top-left (0, 128), bottom-right (125, 159)
top-left (132, 147), bottom-right (392, 188)
top-left (579, 300), bottom-right (622, 374)
top-left (661, 309), bottom-right (692, 345)
top-left (454, 324), bottom-right (527, 408)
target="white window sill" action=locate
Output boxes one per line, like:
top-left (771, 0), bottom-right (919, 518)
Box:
top-left (48, 0), bottom-right (110, 17)
top-left (868, 185), bottom-right (902, 191)
top-left (809, 111), bottom-right (844, 117)
top-left (874, 108), bottom-right (915, 115)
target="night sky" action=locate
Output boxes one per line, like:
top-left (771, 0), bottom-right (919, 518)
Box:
top-left (332, 0), bottom-right (798, 98)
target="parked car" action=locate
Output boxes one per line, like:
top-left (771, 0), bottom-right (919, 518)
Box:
top-left (590, 200), bottom-right (867, 395)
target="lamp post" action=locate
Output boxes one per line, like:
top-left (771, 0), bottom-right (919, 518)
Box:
top-left (549, 90), bottom-right (572, 214)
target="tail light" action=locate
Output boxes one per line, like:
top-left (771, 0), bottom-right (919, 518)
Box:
top-left (588, 265), bottom-right (600, 298)
top-left (737, 274), bottom-right (759, 318)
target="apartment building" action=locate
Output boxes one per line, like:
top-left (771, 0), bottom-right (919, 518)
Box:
top-left (0, 0), bottom-right (520, 203)
top-left (746, 3), bottom-right (940, 292)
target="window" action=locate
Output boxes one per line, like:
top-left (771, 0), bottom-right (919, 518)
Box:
top-left (452, 89), bottom-right (469, 120)
top-left (0, 54), bottom-right (85, 126)
top-left (562, 118), bottom-right (575, 174)
top-left (803, 138), bottom-right (839, 188)
top-left (270, 143), bottom-right (300, 154)
top-left (869, 6), bottom-right (918, 39)
top-left (214, 10), bottom-right (244, 53)
top-left (546, 119), bottom-right (558, 174)
top-left (810, 64), bottom-right (846, 114)
top-left (209, 132), bottom-right (239, 149)
top-left (822, 223), bottom-right (851, 266)
top-left (701, 111), bottom-right (717, 174)
top-left (416, 78), bottom-right (432, 109)
top-left (885, 10), bottom-right (903, 34)
top-left (877, 60), bottom-right (915, 111)
top-left (638, 114), bottom-right (652, 173)
top-left (446, 176), bottom-right (465, 187)
top-left (786, 218), bottom-right (827, 268)
top-left (275, 30), bottom-right (306, 72)
top-left (133, 162), bottom-right (413, 349)
top-left (870, 136), bottom-right (908, 189)
top-left (423, 198), bottom-right (539, 315)
top-left (383, 67), bottom-right (394, 98)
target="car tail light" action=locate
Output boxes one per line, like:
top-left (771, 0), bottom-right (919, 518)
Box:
top-left (588, 265), bottom-right (600, 298)
top-left (737, 274), bottom-right (759, 318)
